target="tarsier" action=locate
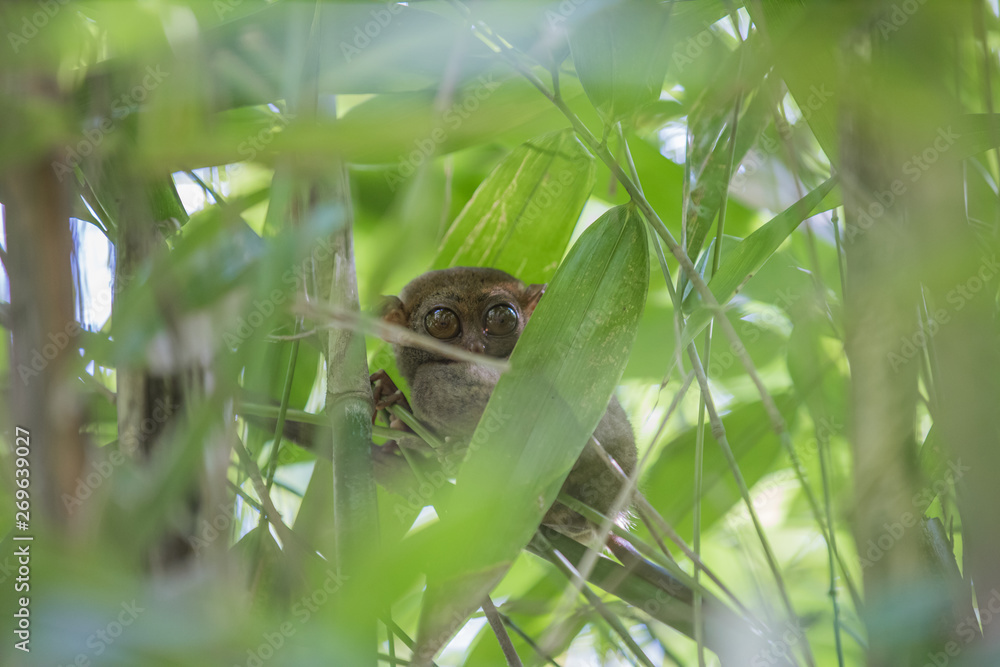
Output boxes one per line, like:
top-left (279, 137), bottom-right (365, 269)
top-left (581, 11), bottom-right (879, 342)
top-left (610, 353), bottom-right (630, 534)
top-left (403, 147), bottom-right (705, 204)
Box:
top-left (262, 265), bottom-right (687, 602)
top-left (372, 266), bottom-right (638, 541)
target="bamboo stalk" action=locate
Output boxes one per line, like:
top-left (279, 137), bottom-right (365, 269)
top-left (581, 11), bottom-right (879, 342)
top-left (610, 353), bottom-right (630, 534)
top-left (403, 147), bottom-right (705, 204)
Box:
top-left (324, 161), bottom-right (380, 665)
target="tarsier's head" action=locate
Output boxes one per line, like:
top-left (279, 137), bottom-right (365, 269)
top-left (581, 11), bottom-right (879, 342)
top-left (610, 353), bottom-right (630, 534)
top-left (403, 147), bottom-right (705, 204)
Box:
top-left (381, 267), bottom-right (545, 383)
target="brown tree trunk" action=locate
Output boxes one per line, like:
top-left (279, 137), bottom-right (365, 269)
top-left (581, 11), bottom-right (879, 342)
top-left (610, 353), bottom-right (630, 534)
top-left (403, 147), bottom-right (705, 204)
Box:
top-left (2, 65), bottom-right (87, 530)
top-left (3, 156), bottom-right (87, 528)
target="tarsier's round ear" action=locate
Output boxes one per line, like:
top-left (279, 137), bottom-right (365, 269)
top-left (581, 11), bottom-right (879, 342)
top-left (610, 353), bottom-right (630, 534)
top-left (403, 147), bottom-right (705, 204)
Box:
top-left (523, 283), bottom-right (546, 317)
top-left (379, 296), bottom-right (407, 327)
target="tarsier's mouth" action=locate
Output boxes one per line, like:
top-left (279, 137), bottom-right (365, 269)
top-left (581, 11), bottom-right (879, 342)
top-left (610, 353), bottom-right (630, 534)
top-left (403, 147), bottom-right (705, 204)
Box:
top-left (427, 357), bottom-right (497, 368)
top-left (424, 357), bottom-right (470, 367)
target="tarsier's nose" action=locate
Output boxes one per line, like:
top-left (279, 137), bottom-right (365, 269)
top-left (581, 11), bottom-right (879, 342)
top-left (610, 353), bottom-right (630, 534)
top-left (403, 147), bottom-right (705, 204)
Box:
top-left (464, 338), bottom-right (486, 354)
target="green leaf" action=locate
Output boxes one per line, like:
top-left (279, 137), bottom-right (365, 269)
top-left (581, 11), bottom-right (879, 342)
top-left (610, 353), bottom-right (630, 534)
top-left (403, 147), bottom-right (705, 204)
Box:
top-left (743, 1), bottom-right (844, 164)
top-left (642, 394), bottom-right (797, 539)
top-left (432, 129), bottom-right (597, 283)
top-left (951, 113), bottom-right (1000, 160)
top-left (787, 316), bottom-right (848, 428)
top-left (416, 203), bottom-right (649, 656)
top-left (679, 175), bottom-right (837, 349)
top-left (684, 61), bottom-right (776, 261)
top-left (569, 0), bottom-right (673, 125)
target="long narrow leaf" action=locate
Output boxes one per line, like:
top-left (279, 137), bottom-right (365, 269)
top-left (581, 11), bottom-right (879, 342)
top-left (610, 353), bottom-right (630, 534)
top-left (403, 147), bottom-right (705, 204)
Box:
top-left (679, 175), bottom-right (837, 349)
top-left (433, 129), bottom-right (596, 283)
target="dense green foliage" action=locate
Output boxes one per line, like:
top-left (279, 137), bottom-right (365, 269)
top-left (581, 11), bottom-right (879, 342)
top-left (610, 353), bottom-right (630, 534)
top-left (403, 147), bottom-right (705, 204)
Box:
top-left (2, 1), bottom-right (999, 666)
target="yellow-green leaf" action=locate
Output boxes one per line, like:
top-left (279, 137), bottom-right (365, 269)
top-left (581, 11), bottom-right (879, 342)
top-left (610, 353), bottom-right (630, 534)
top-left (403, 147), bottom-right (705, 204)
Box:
top-left (432, 129), bottom-right (596, 283)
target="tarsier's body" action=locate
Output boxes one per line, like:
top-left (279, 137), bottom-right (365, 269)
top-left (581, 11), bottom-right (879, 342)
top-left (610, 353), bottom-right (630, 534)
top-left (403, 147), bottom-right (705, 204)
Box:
top-left (380, 266), bottom-right (637, 539)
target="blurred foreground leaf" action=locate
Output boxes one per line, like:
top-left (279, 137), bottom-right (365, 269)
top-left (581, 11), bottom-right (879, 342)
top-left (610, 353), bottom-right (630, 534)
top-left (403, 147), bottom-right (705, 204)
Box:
top-left (569, 0), bottom-right (673, 125)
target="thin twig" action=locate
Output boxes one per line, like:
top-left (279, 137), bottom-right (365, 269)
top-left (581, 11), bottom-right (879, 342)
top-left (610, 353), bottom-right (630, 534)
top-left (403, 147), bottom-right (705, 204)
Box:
top-left (482, 596), bottom-right (523, 667)
top-left (381, 616), bottom-right (442, 667)
top-left (499, 613), bottom-right (563, 667)
top-left (686, 343), bottom-right (801, 646)
top-left (694, 45), bottom-right (746, 666)
top-left (232, 438), bottom-right (303, 555)
top-left (573, 371), bottom-right (691, 569)
top-left (817, 419), bottom-right (845, 667)
top-left (267, 327), bottom-right (318, 341)
top-left (546, 545), bottom-right (655, 667)
top-left (388, 405), bottom-right (445, 451)
top-left (264, 323), bottom-right (301, 488)
top-left (547, 370), bottom-right (699, 643)
top-left (298, 300), bottom-right (508, 371)
top-left (228, 479), bottom-right (263, 513)
top-left (185, 169), bottom-right (226, 205)
top-left (558, 493), bottom-right (760, 626)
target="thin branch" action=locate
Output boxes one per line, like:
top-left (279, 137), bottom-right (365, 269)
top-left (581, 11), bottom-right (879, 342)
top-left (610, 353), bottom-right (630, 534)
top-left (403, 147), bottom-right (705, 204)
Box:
top-left (267, 327), bottom-right (318, 341)
top-left (499, 613), bottom-right (563, 667)
top-left (482, 596), bottom-right (523, 667)
top-left (566, 370), bottom-right (694, 589)
top-left (545, 369), bottom-right (700, 644)
top-left (686, 343), bottom-right (804, 657)
top-left (298, 300), bottom-right (509, 372)
top-left (381, 616), bottom-right (442, 667)
top-left (386, 614), bottom-right (398, 667)
top-left (817, 419), bottom-right (846, 667)
top-left (228, 479), bottom-right (264, 513)
top-left (558, 493), bottom-right (759, 626)
top-left (694, 53), bottom-right (746, 666)
top-left (185, 169), bottom-right (226, 205)
top-left (388, 405), bottom-right (445, 451)
top-left (232, 438), bottom-right (303, 555)
top-left (547, 547), bottom-right (655, 667)
top-left (264, 325), bottom-right (301, 488)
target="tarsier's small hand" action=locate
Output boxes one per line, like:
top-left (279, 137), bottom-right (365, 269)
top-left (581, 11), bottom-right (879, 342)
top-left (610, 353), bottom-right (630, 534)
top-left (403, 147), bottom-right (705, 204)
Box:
top-left (370, 369), bottom-right (412, 433)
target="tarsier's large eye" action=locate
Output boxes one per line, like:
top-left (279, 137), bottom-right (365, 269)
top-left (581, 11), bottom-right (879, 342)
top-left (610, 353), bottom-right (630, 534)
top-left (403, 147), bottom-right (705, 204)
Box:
top-left (484, 304), bottom-right (518, 336)
top-left (425, 308), bottom-right (460, 339)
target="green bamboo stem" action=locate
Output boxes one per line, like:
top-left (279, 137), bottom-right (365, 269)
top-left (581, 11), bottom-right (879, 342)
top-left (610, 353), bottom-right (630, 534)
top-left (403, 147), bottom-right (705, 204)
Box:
top-left (817, 420), bottom-right (845, 667)
top-left (325, 171), bottom-right (380, 666)
top-left (694, 54), bottom-right (745, 666)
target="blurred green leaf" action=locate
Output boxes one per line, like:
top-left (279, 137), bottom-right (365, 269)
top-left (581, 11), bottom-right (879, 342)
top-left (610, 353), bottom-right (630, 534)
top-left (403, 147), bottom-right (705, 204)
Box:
top-left (642, 393), bottom-right (798, 539)
top-left (569, 0), bottom-right (673, 125)
top-left (787, 314), bottom-right (847, 428)
top-left (139, 74), bottom-right (596, 172)
top-left (744, 1), bottom-right (845, 164)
